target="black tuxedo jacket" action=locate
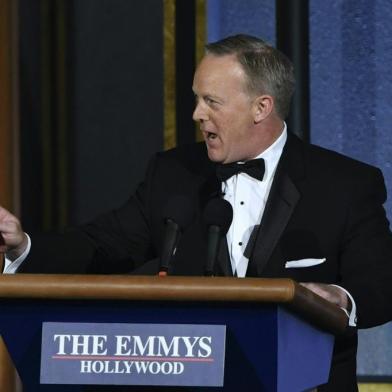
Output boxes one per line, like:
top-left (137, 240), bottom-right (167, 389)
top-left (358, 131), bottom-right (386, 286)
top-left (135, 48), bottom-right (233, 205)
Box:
top-left (21, 132), bottom-right (392, 391)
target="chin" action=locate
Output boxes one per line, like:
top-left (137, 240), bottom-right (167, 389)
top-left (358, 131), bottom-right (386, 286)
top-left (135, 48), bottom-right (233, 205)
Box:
top-left (207, 150), bottom-right (224, 163)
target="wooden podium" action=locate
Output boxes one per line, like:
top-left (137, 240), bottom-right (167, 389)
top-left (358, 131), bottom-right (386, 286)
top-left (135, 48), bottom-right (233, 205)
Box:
top-left (0, 274), bottom-right (347, 391)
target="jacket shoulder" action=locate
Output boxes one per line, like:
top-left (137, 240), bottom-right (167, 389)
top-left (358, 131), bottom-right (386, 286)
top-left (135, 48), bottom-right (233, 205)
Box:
top-left (154, 142), bottom-right (213, 176)
top-left (307, 142), bottom-right (382, 180)
top-left (286, 132), bottom-right (383, 180)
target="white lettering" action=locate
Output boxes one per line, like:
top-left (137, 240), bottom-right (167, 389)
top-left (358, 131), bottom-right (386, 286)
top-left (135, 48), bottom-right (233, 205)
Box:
top-left (114, 336), bottom-right (132, 355)
top-left (91, 335), bottom-right (107, 355)
top-left (182, 337), bottom-right (200, 357)
top-left (149, 361), bottom-right (160, 375)
top-left (198, 336), bottom-right (212, 357)
top-left (79, 360), bottom-right (185, 375)
top-left (133, 336), bottom-right (156, 356)
top-left (156, 336), bottom-right (180, 357)
top-left (54, 334), bottom-right (107, 355)
top-left (53, 334), bottom-right (71, 355)
top-left (160, 362), bottom-right (173, 375)
top-left (134, 361), bottom-right (149, 373)
top-left (123, 361), bottom-right (134, 373)
top-left (103, 360), bottom-right (114, 373)
top-left (173, 361), bottom-right (184, 374)
top-left (71, 335), bottom-right (90, 355)
top-left (114, 361), bottom-right (124, 373)
top-left (80, 360), bottom-right (92, 373)
top-left (91, 360), bottom-right (104, 373)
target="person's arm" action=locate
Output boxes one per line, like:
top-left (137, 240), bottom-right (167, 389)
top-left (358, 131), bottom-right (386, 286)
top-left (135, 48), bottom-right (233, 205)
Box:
top-left (3, 233), bottom-right (31, 273)
top-left (333, 166), bottom-right (392, 328)
top-left (10, 154), bottom-right (160, 274)
top-left (301, 283), bottom-right (357, 326)
top-left (301, 165), bottom-right (392, 329)
top-left (0, 206), bottom-right (29, 265)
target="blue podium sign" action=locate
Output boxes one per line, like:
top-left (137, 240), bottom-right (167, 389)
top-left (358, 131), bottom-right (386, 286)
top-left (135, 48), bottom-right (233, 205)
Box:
top-left (40, 322), bottom-right (226, 387)
top-left (0, 275), bottom-right (340, 392)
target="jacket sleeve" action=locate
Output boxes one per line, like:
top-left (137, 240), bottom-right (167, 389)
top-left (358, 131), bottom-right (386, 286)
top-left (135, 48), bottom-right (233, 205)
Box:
top-left (339, 167), bottom-right (392, 328)
top-left (19, 155), bottom-right (160, 274)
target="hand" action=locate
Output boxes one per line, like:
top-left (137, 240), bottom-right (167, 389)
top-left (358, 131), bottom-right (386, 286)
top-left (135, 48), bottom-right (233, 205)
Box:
top-left (300, 282), bottom-right (350, 311)
top-left (0, 206), bottom-right (28, 260)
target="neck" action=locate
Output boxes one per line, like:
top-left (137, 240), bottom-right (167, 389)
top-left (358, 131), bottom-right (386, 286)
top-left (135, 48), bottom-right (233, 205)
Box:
top-left (250, 118), bottom-right (285, 159)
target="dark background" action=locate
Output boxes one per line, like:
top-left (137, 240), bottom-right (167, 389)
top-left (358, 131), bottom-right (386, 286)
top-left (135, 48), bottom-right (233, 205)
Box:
top-left (19, 0), bottom-right (164, 230)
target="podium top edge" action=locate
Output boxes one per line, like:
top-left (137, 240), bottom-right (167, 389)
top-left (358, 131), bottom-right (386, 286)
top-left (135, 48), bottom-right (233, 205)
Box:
top-left (0, 274), bottom-right (296, 302)
top-left (0, 274), bottom-right (348, 334)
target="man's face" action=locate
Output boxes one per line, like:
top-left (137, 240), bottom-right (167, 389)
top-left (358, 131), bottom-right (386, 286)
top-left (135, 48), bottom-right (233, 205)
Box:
top-left (192, 54), bottom-right (258, 164)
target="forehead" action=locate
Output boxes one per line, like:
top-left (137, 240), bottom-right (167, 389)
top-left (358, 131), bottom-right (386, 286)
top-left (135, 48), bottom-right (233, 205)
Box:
top-left (193, 54), bottom-right (247, 92)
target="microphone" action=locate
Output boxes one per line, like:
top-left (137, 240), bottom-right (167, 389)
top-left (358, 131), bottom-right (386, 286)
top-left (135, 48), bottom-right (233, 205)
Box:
top-left (203, 198), bottom-right (233, 276)
top-left (159, 195), bottom-right (194, 276)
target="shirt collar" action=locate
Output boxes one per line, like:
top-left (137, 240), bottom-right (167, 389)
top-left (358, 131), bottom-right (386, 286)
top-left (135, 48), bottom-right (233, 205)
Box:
top-left (253, 122), bottom-right (287, 181)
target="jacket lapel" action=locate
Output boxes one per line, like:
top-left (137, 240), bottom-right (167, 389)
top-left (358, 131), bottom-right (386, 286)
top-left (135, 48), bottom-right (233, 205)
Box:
top-left (196, 133), bottom-right (306, 277)
top-left (247, 133), bottom-right (304, 277)
top-left (246, 173), bottom-right (300, 276)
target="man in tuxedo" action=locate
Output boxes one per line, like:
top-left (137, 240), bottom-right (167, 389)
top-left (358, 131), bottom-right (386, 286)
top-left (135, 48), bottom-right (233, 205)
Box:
top-left (1, 34), bottom-right (392, 390)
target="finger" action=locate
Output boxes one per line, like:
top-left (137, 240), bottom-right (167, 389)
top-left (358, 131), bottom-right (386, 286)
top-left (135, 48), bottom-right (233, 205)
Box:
top-left (0, 206), bottom-right (20, 224)
top-left (301, 282), bottom-right (344, 307)
top-left (0, 206), bottom-right (12, 220)
top-left (0, 221), bottom-right (19, 236)
top-left (301, 282), bottom-right (331, 299)
top-left (300, 282), bottom-right (319, 292)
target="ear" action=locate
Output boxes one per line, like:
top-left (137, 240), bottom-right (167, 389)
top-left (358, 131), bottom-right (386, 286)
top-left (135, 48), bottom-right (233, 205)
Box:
top-left (253, 95), bottom-right (274, 123)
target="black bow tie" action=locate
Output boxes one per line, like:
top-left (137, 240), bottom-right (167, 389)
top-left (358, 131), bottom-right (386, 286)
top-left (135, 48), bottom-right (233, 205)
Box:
top-left (216, 158), bottom-right (265, 182)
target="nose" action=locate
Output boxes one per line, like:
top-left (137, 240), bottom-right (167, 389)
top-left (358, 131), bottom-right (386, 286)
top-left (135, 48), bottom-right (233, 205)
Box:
top-left (192, 101), bottom-right (208, 122)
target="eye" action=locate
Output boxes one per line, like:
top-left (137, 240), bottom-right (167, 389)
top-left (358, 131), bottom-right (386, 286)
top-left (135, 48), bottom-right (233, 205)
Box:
top-left (205, 97), bottom-right (217, 106)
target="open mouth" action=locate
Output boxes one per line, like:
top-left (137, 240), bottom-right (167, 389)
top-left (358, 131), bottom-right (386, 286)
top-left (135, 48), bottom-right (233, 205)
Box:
top-left (207, 132), bottom-right (217, 140)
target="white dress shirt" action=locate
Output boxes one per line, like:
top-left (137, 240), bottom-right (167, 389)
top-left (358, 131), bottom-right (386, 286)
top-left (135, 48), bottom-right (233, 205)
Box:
top-left (3, 233), bottom-right (31, 274)
top-left (223, 126), bottom-right (287, 278)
